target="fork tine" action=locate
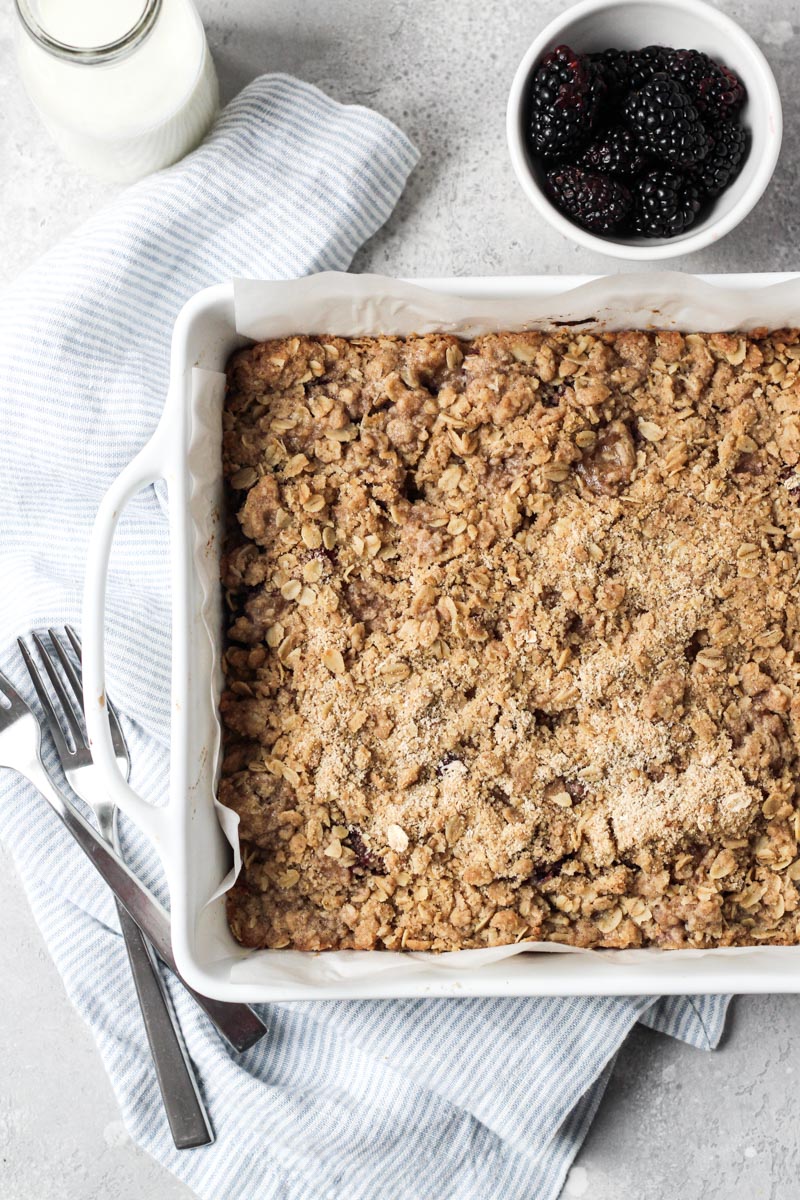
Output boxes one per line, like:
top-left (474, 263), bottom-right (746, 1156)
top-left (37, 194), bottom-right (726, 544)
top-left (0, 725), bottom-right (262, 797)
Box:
top-left (47, 628), bottom-right (85, 709)
top-left (63, 625), bottom-right (129, 764)
top-left (0, 666), bottom-right (31, 718)
top-left (104, 694), bottom-right (130, 764)
top-left (17, 638), bottom-right (71, 758)
top-left (64, 624), bottom-right (82, 662)
top-left (31, 632), bottom-right (86, 749)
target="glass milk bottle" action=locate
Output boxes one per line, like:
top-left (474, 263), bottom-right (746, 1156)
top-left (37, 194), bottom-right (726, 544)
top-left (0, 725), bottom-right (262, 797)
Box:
top-left (14, 0), bottom-right (220, 182)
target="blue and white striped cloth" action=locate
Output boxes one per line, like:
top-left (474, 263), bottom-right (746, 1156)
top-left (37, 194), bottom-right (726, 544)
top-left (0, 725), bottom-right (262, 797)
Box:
top-left (0, 75), bottom-right (729, 1200)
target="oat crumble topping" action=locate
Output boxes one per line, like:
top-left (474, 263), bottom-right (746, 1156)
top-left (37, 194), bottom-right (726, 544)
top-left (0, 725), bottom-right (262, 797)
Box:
top-left (220, 327), bottom-right (800, 951)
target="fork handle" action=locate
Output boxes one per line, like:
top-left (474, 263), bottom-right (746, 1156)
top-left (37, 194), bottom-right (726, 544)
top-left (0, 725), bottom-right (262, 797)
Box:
top-left (116, 900), bottom-right (214, 1149)
top-left (133, 903), bottom-right (268, 1055)
top-left (24, 758), bottom-right (266, 1052)
top-left (24, 759), bottom-right (213, 1147)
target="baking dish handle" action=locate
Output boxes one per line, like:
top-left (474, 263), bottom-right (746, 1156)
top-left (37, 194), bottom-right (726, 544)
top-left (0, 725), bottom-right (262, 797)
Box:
top-left (82, 427), bottom-right (171, 849)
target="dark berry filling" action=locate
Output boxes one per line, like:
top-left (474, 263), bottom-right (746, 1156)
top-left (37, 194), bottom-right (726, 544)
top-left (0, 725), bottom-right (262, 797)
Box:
top-left (346, 827), bottom-right (387, 875)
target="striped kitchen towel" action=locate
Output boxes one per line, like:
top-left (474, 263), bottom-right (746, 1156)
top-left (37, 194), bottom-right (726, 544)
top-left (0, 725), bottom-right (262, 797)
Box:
top-left (0, 74), bottom-right (729, 1200)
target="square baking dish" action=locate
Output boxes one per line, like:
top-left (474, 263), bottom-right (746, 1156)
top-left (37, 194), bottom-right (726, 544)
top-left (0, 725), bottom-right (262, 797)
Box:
top-left (82, 272), bottom-right (800, 999)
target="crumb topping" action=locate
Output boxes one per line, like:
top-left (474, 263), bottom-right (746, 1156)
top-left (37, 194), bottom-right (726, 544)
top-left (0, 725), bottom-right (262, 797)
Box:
top-left (220, 328), bottom-right (800, 951)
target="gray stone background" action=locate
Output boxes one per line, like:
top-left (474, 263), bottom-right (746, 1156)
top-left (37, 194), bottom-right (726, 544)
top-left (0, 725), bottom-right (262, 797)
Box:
top-left (1, 1), bottom-right (800, 1197)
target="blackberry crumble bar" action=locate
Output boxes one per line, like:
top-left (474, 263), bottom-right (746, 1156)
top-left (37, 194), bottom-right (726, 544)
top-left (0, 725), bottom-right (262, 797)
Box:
top-left (220, 327), bottom-right (800, 951)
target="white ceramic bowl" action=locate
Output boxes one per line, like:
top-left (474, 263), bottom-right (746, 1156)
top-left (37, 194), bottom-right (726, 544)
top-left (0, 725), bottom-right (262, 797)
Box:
top-left (506, 0), bottom-right (783, 260)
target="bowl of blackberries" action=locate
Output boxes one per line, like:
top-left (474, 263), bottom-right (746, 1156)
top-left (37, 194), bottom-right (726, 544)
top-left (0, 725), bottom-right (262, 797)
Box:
top-left (507, 0), bottom-right (782, 259)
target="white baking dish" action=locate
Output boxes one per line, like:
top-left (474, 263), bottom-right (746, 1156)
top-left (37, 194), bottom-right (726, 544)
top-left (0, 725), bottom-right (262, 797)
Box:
top-left (83, 271), bottom-right (800, 999)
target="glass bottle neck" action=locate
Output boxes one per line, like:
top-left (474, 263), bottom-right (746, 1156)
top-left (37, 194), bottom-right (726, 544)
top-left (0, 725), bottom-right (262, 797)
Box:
top-left (14, 0), bottom-right (163, 65)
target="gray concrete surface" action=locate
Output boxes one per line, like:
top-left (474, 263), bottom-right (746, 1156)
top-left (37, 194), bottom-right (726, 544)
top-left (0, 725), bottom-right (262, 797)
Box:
top-left (2, 1), bottom-right (800, 1197)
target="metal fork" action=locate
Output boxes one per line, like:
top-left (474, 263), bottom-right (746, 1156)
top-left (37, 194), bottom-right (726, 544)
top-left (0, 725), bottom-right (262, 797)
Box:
top-left (0, 660), bottom-right (213, 1146)
top-left (18, 629), bottom-right (267, 1054)
top-left (17, 632), bottom-right (213, 1150)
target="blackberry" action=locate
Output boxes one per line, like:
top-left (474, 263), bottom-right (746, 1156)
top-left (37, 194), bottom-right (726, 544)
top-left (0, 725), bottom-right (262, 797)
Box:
top-left (528, 44), bottom-right (606, 158)
top-left (631, 170), bottom-right (702, 237)
top-left (696, 66), bottom-right (746, 123)
top-left (545, 165), bottom-right (632, 233)
top-left (590, 48), bottom-right (633, 104)
top-left (623, 74), bottom-right (708, 166)
top-left (626, 45), bottom-right (671, 91)
top-left (665, 49), bottom-right (719, 103)
top-left (578, 125), bottom-right (646, 178)
top-left (689, 121), bottom-right (748, 197)
top-left (666, 50), bottom-right (745, 123)
top-left (526, 42), bottom-right (747, 242)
